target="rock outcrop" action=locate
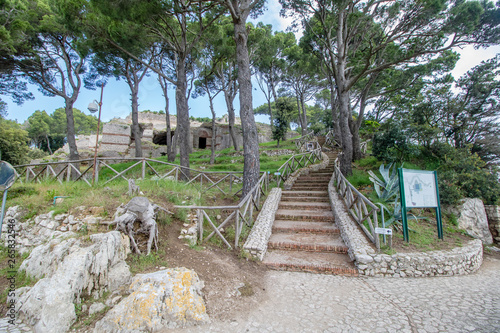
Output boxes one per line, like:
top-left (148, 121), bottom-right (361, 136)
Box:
top-left (1, 205), bottom-right (105, 255)
top-left (485, 205), bottom-right (500, 244)
top-left (457, 198), bottom-right (493, 244)
top-left (94, 268), bottom-right (209, 332)
top-left (16, 231), bottom-right (131, 333)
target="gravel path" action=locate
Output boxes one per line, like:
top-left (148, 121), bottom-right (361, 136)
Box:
top-left (1, 255), bottom-right (499, 333)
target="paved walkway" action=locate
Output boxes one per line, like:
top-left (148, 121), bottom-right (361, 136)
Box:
top-left (184, 254), bottom-right (500, 333)
top-left (2, 255), bottom-right (499, 333)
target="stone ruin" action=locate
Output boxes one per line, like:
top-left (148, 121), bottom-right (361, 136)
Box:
top-left (56, 112), bottom-right (297, 159)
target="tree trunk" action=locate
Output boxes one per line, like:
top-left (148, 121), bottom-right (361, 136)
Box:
top-left (267, 99), bottom-right (273, 127)
top-left (165, 102), bottom-right (173, 160)
top-left (209, 97), bottom-right (217, 165)
top-left (352, 74), bottom-right (377, 161)
top-left (296, 95), bottom-right (305, 136)
top-left (64, 99), bottom-right (79, 180)
top-left (329, 79), bottom-right (341, 145)
top-left (169, 132), bottom-right (177, 162)
top-left (233, 16), bottom-right (260, 198)
top-left (351, 125), bottom-right (362, 160)
top-left (176, 56), bottom-right (190, 180)
top-left (130, 86), bottom-right (143, 158)
top-left (224, 90), bottom-right (239, 151)
top-left (45, 134), bottom-right (52, 155)
top-left (160, 76), bottom-right (175, 162)
top-left (301, 95), bottom-right (308, 134)
top-left (338, 89), bottom-right (353, 175)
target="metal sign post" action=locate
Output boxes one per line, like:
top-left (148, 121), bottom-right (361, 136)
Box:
top-left (398, 168), bottom-right (443, 242)
top-left (0, 161), bottom-right (16, 237)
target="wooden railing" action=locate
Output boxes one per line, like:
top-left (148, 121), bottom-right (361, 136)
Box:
top-left (275, 148), bottom-right (322, 187)
top-left (294, 131), bottom-right (315, 151)
top-left (332, 158), bottom-right (381, 250)
top-left (174, 172), bottom-right (269, 249)
top-left (324, 129), bottom-right (341, 148)
top-left (175, 147), bottom-right (323, 248)
top-left (14, 158), bottom-right (245, 197)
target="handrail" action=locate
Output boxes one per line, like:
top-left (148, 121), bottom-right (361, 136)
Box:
top-left (174, 172), bottom-right (269, 249)
top-left (294, 131), bottom-right (315, 151)
top-left (332, 157), bottom-right (380, 250)
top-left (13, 157), bottom-right (247, 196)
top-left (324, 129), bottom-right (340, 148)
top-left (176, 147), bottom-right (324, 248)
top-left (275, 148), bottom-right (322, 187)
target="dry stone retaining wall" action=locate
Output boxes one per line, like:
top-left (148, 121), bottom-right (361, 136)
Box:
top-left (328, 179), bottom-right (484, 277)
top-left (244, 152), bottom-right (329, 260)
top-left (243, 188), bottom-right (282, 260)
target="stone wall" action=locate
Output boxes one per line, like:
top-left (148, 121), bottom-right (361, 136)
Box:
top-left (244, 152), bottom-right (328, 260)
top-left (328, 179), bottom-right (484, 277)
top-left (243, 188), bottom-right (282, 260)
top-left (100, 123), bottom-right (131, 153)
top-left (485, 205), bottom-right (500, 244)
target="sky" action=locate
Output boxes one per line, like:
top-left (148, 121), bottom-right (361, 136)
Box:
top-left (2, 0), bottom-right (499, 125)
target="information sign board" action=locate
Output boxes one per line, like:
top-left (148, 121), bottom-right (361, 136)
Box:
top-left (398, 168), bottom-right (443, 242)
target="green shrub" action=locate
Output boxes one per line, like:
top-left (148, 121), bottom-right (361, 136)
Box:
top-left (436, 146), bottom-right (500, 205)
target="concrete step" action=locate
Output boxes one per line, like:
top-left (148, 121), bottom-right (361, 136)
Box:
top-left (268, 233), bottom-right (348, 253)
top-left (281, 190), bottom-right (328, 197)
top-left (294, 180), bottom-right (330, 186)
top-left (292, 185), bottom-right (329, 191)
top-left (294, 178), bottom-right (331, 184)
top-left (263, 250), bottom-right (358, 276)
top-left (280, 195), bottom-right (329, 203)
top-left (275, 209), bottom-right (334, 222)
top-left (272, 220), bottom-right (339, 234)
top-left (278, 201), bottom-right (331, 211)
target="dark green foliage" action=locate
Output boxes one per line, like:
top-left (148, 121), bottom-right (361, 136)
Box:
top-left (372, 124), bottom-right (417, 163)
top-left (0, 117), bottom-right (29, 165)
top-left (272, 97), bottom-right (293, 147)
top-left (435, 145), bottom-right (500, 205)
top-left (27, 108), bottom-right (98, 153)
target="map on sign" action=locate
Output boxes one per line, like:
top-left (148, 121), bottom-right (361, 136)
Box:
top-left (402, 169), bottom-right (438, 208)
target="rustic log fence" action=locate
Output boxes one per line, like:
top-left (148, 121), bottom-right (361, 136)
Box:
top-left (14, 158), bottom-right (245, 197)
top-left (175, 146), bottom-right (323, 248)
top-left (332, 158), bottom-right (381, 250)
top-left (324, 129), bottom-right (341, 148)
top-left (174, 172), bottom-right (269, 249)
top-left (274, 148), bottom-right (322, 187)
top-left (294, 131), bottom-right (315, 151)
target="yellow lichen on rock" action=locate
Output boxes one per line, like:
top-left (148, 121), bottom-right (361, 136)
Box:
top-left (94, 267), bottom-right (209, 332)
top-left (164, 269), bottom-right (207, 323)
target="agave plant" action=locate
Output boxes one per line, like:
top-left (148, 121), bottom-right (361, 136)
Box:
top-left (368, 163), bottom-right (399, 203)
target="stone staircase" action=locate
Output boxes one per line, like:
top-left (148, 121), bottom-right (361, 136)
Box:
top-left (263, 153), bottom-right (358, 275)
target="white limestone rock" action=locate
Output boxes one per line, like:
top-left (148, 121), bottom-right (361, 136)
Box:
top-left (16, 231), bottom-right (131, 333)
top-left (89, 302), bottom-right (106, 316)
top-left (94, 268), bottom-right (209, 332)
top-left (457, 198), bottom-right (493, 244)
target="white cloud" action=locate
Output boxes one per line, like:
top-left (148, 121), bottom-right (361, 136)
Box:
top-left (453, 45), bottom-right (500, 79)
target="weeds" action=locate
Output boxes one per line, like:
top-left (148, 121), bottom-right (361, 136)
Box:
top-left (127, 250), bottom-right (167, 274)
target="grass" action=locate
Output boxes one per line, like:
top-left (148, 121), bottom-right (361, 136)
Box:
top-left (5, 175), bottom-right (210, 223)
top-left (346, 169), bottom-right (372, 188)
top-left (348, 150), bottom-right (472, 252)
top-left (97, 140), bottom-right (297, 180)
top-left (127, 249), bottom-right (168, 274)
top-left (0, 245), bottom-right (38, 306)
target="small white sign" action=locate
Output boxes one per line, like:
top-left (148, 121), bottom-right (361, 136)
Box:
top-left (375, 228), bottom-right (393, 235)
